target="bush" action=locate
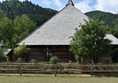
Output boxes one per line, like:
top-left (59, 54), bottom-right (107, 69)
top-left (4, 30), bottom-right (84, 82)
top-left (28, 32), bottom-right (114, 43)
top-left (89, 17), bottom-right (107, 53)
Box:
top-left (17, 58), bottom-right (22, 63)
top-left (49, 56), bottom-right (58, 64)
top-left (14, 44), bottom-right (30, 62)
top-left (30, 59), bottom-right (37, 63)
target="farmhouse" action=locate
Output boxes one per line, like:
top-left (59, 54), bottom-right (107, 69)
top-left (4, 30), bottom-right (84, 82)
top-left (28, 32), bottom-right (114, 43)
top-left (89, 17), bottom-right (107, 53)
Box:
top-left (19, 0), bottom-right (118, 63)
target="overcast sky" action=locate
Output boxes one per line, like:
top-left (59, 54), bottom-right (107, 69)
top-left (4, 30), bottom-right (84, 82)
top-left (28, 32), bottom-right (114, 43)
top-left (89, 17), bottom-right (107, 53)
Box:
top-left (0, 0), bottom-right (118, 13)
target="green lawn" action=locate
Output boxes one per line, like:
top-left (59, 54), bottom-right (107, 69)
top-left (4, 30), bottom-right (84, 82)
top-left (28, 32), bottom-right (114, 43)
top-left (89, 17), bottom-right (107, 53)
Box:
top-left (0, 75), bottom-right (118, 83)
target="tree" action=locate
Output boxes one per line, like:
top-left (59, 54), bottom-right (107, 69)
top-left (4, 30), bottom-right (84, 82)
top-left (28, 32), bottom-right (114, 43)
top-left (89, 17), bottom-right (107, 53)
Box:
top-left (0, 10), bottom-right (6, 19)
top-left (14, 44), bottom-right (30, 62)
top-left (70, 20), bottom-right (111, 64)
top-left (0, 12), bottom-right (36, 48)
top-left (49, 55), bottom-right (58, 77)
top-left (0, 0), bottom-right (57, 26)
top-left (0, 10), bottom-right (6, 40)
top-left (13, 14), bottom-right (36, 43)
top-left (110, 18), bottom-right (118, 38)
top-left (0, 16), bottom-right (14, 48)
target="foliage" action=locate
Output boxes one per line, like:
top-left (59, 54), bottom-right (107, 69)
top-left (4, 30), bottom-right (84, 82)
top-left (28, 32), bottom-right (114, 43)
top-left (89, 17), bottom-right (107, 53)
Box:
top-left (0, 10), bottom-right (6, 18)
top-left (86, 10), bottom-right (117, 27)
top-left (0, 0), bottom-right (56, 48)
top-left (0, 10), bottom-right (36, 48)
top-left (30, 59), bottom-right (37, 63)
top-left (14, 44), bottom-right (30, 62)
top-left (49, 55), bottom-right (58, 77)
top-left (0, 16), bottom-right (14, 48)
top-left (0, 0), bottom-right (57, 26)
top-left (110, 18), bottom-right (118, 38)
top-left (110, 26), bottom-right (118, 38)
top-left (16, 57), bottom-right (22, 63)
top-left (13, 14), bottom-right (36, 43)
top-left (49, 56), bottom-right (58, 64)
top-left (0, 47), bottom-right (8, 62)
top-left (75, 55), bottom-right (83, 64)
top-left (70, 20), bottom-right (111, 64)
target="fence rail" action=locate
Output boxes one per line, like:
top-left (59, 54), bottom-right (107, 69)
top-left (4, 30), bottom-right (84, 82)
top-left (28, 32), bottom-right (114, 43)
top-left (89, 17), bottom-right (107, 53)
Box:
top-left (0, 63), bottom-right (118, 75)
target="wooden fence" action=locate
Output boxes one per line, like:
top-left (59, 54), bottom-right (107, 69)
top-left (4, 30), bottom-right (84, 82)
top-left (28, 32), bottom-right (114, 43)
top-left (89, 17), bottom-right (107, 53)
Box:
top-left (0, 63), bottom-right (118, 75)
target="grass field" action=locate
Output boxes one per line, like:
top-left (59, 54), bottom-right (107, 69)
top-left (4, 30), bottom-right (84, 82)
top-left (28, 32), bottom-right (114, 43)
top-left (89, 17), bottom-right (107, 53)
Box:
top-left (0, 74), bottom-right (118, 83)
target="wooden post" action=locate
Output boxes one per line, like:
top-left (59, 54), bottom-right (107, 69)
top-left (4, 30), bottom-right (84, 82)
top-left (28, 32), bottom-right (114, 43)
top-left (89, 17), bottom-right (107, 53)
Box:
top-left (20, 61), bottom-right (22, 76)
top-left (54, 64), bottom-right (57, 77)
top-left (91, 59), bottom-right (94, 77)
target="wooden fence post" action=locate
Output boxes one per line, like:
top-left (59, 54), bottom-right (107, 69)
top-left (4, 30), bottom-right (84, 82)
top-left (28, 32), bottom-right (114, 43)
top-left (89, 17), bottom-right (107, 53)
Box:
top-left (20, 62), bottom-right (22, 76)
top-left (91, 60), bottom-right (94, 77)
top-left (54, 64), bottom-right (57, 77)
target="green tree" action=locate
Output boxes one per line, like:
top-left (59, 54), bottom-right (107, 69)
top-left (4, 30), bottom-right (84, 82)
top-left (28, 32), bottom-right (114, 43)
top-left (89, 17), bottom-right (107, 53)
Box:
top-left (49, 55), bottom-right (58, 77)
top-left (14, 44), bottom-right (30, 62)
top-left (70, 20), bottom-right (111, 64)
top-left (0, 10), bottom-right (6, 40)
top-left (13, 14), bottom-right (36, 43)
top-left (0, 10), bottom-right (6, 19)
top-left (111, 18), bottom-right (118, 38)
top-left (0, 0), bottom-right (57, 26)
top-left (0, 16), bottom-right (14, 48)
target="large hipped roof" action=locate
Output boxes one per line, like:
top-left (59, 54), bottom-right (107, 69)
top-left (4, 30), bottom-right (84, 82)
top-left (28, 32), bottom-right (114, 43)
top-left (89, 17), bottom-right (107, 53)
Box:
top-left (18, 0), bottom-right (118, 46)
top-left (19, 0), bottom-right (89, 45)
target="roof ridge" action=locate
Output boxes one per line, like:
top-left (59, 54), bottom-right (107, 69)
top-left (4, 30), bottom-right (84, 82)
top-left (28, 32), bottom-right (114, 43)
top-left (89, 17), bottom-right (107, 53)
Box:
top-left (66, 0), bottom-right (74, 6)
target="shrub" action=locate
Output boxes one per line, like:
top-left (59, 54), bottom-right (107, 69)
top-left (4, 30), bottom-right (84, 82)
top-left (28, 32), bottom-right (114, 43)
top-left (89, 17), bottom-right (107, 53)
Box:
top-left (17, 58), bottom-right (22, 63)
top-left (49, 56), bottom-right (58, 64)
top-left (14, 44), bottom-right (30, 62)
top-left (30, 59), bottom-right (37, 63)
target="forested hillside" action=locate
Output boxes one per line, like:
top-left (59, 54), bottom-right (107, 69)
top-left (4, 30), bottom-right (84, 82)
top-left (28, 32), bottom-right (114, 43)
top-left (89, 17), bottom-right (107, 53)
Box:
top-left (86, 11), bottom-right (118, 38)
top-left (85, 10), bottom-right (118, 27)
top-left (0, 0), bottom-right (57, 26)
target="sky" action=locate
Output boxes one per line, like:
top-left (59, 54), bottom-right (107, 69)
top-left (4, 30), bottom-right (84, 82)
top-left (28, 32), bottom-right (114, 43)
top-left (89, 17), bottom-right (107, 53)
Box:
top-left (0, 0), bottom-right (118, 13)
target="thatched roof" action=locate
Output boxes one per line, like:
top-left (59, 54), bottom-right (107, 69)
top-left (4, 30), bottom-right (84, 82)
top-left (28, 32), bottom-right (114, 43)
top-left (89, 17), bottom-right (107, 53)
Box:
top-left (19, 0), bottom-right (118, 46)
top-left (19, 0), bottom-right (89, 46)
